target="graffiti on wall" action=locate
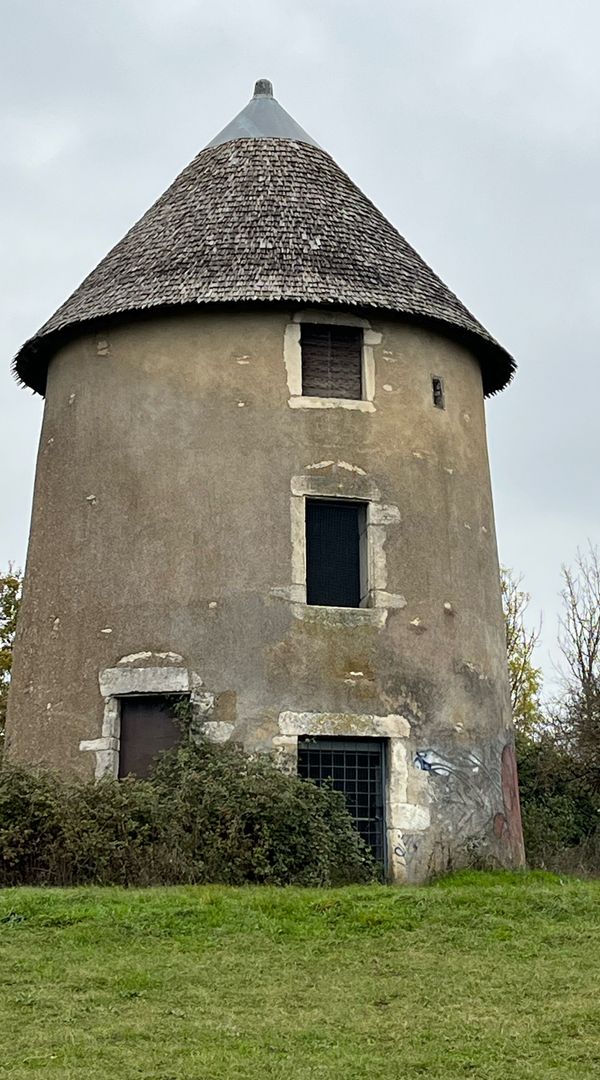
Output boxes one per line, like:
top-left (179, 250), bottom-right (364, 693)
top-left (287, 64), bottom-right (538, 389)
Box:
top-left (413, 741), bottom-right (525, 861)
top-left (393, 832), bottom-right (420, 870)
top-left (414, 745), bottom-right (502, 838)
top-left (414, 749), bottom-right (464, 777)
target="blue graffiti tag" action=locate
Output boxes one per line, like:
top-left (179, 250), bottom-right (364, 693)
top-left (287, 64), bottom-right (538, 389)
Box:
top-left (413, 750), bottom-right (455, 776)
top-left (414, 751), bottom-right (435, 772)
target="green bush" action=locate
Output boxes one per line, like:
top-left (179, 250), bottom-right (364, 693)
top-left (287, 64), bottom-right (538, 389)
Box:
top-left (516, 731), bottom-right (600, 873)
top-left (0, 738), bottom-right (376, 887)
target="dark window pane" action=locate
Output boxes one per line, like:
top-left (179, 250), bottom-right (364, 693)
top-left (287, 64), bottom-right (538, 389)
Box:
top-left (306, 499), bottom-right (365, 607)
top-left (119, 695), bottom-right (182, 779)
top-left (432, 376), bottom-right (445, 409)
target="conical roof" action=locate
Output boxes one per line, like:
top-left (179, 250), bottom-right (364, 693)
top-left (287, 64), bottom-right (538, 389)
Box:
top-left (14, 80), bottom-right (515, 395)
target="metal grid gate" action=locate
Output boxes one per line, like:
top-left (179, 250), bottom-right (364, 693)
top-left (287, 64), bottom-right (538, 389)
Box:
top-left (297, 737), bottom-right (386, 863)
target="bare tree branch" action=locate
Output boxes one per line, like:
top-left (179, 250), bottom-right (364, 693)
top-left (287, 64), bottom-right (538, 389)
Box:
top-left (557, 545), bottom-right (600, 767)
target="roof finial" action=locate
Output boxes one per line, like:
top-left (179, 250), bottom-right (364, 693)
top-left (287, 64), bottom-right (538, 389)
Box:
top-left (254, 78), bottom-right (273, 98)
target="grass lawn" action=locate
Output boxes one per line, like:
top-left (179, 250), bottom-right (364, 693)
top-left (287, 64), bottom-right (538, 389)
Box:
top-left (1, 871), bottom-right (599, 1079)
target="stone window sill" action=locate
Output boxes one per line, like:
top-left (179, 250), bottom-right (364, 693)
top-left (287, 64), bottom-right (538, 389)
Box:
top-left (288, 396), bottom-right (375, 412)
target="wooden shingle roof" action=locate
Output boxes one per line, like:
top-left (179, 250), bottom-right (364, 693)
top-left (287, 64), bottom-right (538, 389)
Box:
top-left (14, 83), bottom-right (515, 395)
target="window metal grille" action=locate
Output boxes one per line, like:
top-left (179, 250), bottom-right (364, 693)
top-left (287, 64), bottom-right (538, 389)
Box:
top-left (301, 324), bottom-right (363, 399)
top-left (118, 695), bottom-right (183, 779)
top-left (298, 737), bottom-right (386, 863)
top-left (305, 498), bottom-right (367, 608)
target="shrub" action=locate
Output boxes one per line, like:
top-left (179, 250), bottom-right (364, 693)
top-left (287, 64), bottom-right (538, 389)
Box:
top-left (516, 731), bottom-right (600, 873)
top-left (0, 738), bottom-right (376, 887)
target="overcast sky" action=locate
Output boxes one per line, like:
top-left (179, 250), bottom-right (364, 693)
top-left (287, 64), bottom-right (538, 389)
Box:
top-left (1, 0), bottom-right (598, 684)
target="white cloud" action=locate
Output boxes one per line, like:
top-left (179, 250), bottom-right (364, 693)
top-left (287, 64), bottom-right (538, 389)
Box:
top-left (4, 112), bottom-right (81, 170)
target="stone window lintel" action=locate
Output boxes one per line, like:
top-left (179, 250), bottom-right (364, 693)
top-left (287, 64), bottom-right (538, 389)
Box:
top-left (81, 659), bottom-right (215, 780)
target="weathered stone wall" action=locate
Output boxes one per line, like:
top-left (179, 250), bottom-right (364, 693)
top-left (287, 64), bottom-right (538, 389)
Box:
top-left (6, 308), bottom-right (524, 881)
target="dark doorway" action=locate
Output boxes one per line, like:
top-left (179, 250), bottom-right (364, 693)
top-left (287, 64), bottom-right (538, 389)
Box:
top-left (298, 736), bottom-right (386, 863)
top-left (118, 695), bottom-right (183, 779)
top-left (305, 498), bottom-right (367, 608)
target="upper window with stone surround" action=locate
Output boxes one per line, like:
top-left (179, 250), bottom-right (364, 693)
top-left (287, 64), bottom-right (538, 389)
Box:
top-left (300, 324), bottom-right (363, 399)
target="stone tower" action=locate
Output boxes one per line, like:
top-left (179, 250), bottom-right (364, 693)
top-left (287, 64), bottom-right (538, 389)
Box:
top-left (7, 80), bottom-right (524, 881)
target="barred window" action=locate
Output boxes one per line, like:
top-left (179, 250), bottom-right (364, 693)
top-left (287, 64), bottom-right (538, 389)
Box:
top-left (298, 737), bottom-right (386, 863)
top-left (305, 498), bottom-right (368, 608)
top-left (301, 324), bottom-right (363, 399)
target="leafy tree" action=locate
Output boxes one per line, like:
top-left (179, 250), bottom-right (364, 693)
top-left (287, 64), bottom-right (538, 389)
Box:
top-left (501, 568), bottom-right (543, 734)
top-left (516, 729), bottom-right (600, 865)
top-left (512, 549), bottom-right (600, 872)
top-left (0, 566), bottom-right (22, 743)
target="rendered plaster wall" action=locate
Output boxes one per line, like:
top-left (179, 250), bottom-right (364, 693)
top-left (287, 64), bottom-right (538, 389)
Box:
top-left (6, 309), bottom-right (524, 881)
